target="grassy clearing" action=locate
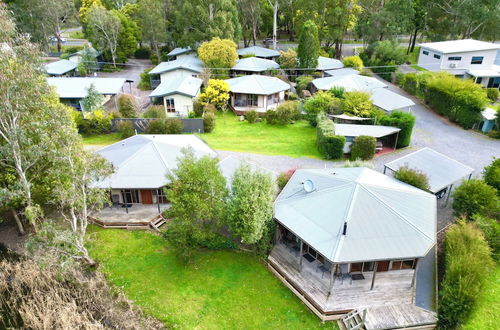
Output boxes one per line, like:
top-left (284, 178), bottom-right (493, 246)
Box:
top-left (198, 112), bottom-right (321, 158)
top-left (408, 46), bottom-right (421, 64)
top-left (461, 265), bottom-right (499, 329)
top-left (88, 227), bottom-right (336, 329)
top-left (82, 132), bottom-right (121, 146)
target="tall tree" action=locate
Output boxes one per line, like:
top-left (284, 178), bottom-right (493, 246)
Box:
top-left (87, 7), bottom-right (122, 66)
top-left (267, 0), bottom-right (279, 49)
top-left (79, 0), bottom-right (104, 31)
top-left (238, 0), bottom-right (261, 47)
top-left (10, 0), bottom-right (76, 52)
top-left (137, 0), bottom-right (168, 58)
top-left (113, 8), bottom-right (140, 62)
top-left (323, 0), bottom-right (362, 57)
top-left (297, 20), bottom-right (319, 69)
top-left (407, 0), bottom-right (429, 54)
top-left (171, 0), bottom-right (241, 47)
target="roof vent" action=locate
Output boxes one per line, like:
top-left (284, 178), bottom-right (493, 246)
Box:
top-left (342, 222), bottom-right (348, 236)
top-left (302, 179), bottom-right (315, 193)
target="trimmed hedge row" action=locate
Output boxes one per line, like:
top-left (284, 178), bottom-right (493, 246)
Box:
top-left (316, 116), bottom-right (345, 159)
top-left (350, 135), bottom-right (376, 160)
top-left (379, 111), bottom-right (416, 148)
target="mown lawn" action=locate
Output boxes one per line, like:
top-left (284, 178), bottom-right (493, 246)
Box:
top-left (461, 265), bottom-right (499, 329)
top-left (82, 132), bottom-right (122, 146)
top-left (198, 112), bottom-right (320, 158)
top-left (88, 227), bottom-right (336, 329)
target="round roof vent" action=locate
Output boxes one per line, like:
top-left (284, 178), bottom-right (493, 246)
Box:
top-left (303, 179), bottom-right (315, 193)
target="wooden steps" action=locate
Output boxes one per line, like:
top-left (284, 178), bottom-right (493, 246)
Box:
top-left (341, 309), bottom-right (366, 330)
top-left (149, 214), bottom-right (167, 232)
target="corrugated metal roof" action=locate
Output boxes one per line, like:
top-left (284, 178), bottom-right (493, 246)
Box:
top-left (149, 75), bottom-right (202, 98)
top-left (317, 56), bottom-right (344, 71)
top-left (149, 55), bottom-right (203, 75)
top-left (419, 39), bottom-right (500, 54)
top-left (94, 135), bottom-right (218, 189)
top-left (70, 46), bottom-right (100, 58)
top-left (218, 155), bottom-right (278, 188)
top-left (225, 75), bottom-right (290, 95)
top-left (466, 69), bottom-right (500, 78)
top-left (231, 57), bottom-right (280, 72)
top-left (324, 67), bottom-right (359, 77)
top-left (46, 77), bottom-right (126, 98)
top-left (237, 46), bottom-right (280, 58)
top-left (45, 59), bottom-right (77, 75)
top-left (312, 74), bottom-right (387, 91)
top-left (167, 47), bottom-right (193, 57)
top-left (275, 168), bottom-right (436, 263)
top-left (384, 148), bottom-right (474, 193)
top-left (335, 123), bottom-right (400, 138)
top-left (370, 88), bottom-right (415, 111)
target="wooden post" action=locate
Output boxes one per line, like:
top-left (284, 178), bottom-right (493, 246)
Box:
top-left (411, 258), bottom-right (419, 288)
top-left (328, 263), bottom-right (335, 295)
top-left (274, 224), bottom-right (279, 245)
top-left (299, 240), bottom-right (303, 271)
top-left (393, 131), bottom-right (399, 150)
top-left (370, 262), bottom-right (378, 290)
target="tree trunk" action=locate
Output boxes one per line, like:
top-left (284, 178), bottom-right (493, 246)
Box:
top-left (11, 209), bottom-right (25, 235)
top-left (410, 29), bottom-right (418, 53)
top-left (268, 0), bottom-right (279, 50)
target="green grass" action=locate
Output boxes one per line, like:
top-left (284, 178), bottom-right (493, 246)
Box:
top-left (82, 132), bottom-right (122, 146)
top-left (461, 265), bottom-right (500, 329)
top-left (408, 46), bottom-right (421, 64)
top-left (88, 227), bottom-right (336, 329)
top-left (198, 112), bottom-right (321, 158)
top-left (410, 64), bottom-right (427, 72)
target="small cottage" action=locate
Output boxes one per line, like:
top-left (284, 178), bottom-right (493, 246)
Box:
top-left (237, 45), bottom-right (280, 60)
top-left (149, 55), bottom-right (204, 88)
top-left (230, 57), bottom-right (280, 76)
top-left (149, 76), bottom-right (202, 117)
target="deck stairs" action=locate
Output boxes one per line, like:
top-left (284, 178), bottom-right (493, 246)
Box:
top-left (149, 214), bottom-right (167, 232)
top-left (340, 309), bottom-right (366, 330)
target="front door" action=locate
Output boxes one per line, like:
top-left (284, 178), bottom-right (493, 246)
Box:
top-left (377, 261), bottom-right (390, 272)
top-left (140, 190), bottom-right (153, 204)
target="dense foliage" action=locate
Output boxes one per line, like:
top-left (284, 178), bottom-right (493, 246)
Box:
top-left (394, 166), bottom-right (430, 191)
top-left (295, 75), bottom-right (314, 97)
top-left (473, 214), bottom-right (500, 261)
top-left (197, 37), bottom-right (238, 77)
top-left (117, 120), bottom-right (135, 139)
top-left (297, 20), bottom-right (319, 70)
top-left (316, 115), bottom-right (345, 160)
top-left (118, 94), bottom-right (138, 118)
top-left (452, 179), bottom-right (499, 219)
top-left (142, 105), bottom-right (166, 118)
top-left (198, 79), bottom-right (230, 110)
top-left (340, 91), bottom-right (376, 118)
top-left (483, 158), bottom-right (500, 192)
top-left (272, 101), bottom-right (301, 125)
top-left (303, 91), bottom-right (337, 126)
top-left (203, 111), bottom-right (216, 133)
top-left (379, 111), bottom-right (416, 148)
top-left (342, 55), bottom-right (364, 71)
top-left (245, 110), bottom-right (258, 123)
top-left (350, 135), bottom-right (376, 160)
top-left (361, 40), bottom-right (407, 81)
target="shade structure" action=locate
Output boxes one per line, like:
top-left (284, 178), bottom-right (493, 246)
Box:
top-left (94, 135), bottom-right (217, 189)
top-left (370, 88), bottom-right (415, 112)
top-left (275, 168), bottom-right (436, 263)
top-left (334, 124), bottom-right (400, 138)
top-left (316, 56), bottom-right (344, 71)
top-left (312, 74), bottom-right (387, 92)
top-left (384, 148), bottom-right (474, 194)
top-left (45, 59), bottom-right (77, 76)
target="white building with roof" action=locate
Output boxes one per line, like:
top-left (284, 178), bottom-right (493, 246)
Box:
top-left (167, 47), bottom-right (194, 60)
top-left (230, 57), bottom-right (280, 75)
top-left (417, 39), bottom-right (500, 89)
top-left (45, 59), bottom-right (77, 77)
top-left (225, 75), bottom-right (291, 114)
top-left (237, 46), bottom-right (280, 60)
top-left (149, 76), bottom-right (202, 117)
top-left (94, 134), bottom-right (217, 205)
top-left (148, 55), bottom-right (204, 88)
top-left (316, 56), bottom-right (344, 74)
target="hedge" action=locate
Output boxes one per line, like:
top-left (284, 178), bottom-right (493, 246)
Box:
top-left (350, 135), bottom-right (376, 160)
top-left (379, 111), bottom-right (416, 148)
top-left (316, 116), bottom-right (345, 159)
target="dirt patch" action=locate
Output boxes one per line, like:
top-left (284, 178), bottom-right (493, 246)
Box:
top-left (0, 219), bottom-right (27, 254)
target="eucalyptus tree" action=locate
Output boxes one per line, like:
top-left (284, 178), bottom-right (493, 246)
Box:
top-left (87, 7), bottom-right (122, 66)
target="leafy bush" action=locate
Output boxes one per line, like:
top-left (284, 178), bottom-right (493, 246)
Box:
top-left (295, 75), bottom-right (314, 97)
top-left (117, 94), bottom-right (138, 118)
top-left (379, 111), bottom-right (416, 148)
top-left (361, 40), bottom-right (407, 81)
top-left (483, 158), bottom-right (500, 191)
top-left (438, 220), bottom-right (494, 329)
top-left (134, 47), bottom-right (151, 59)
top-left (342, 55), bottom-right (364, 71)
top-left (245, 110), bottom-right (258, 123)
top-left (77, 109), bottom-right (113, 135)
top-left (397, 72), bottom-right (433, 98)
top-left (286, 92), bottom-right (298, 100)
top-left (487, 129), bottom-right (500, 139)
top-left (266, 110), bottom-right (278, 125)
top-left (203, 111), bottom-right (216, 132)
top-left (150, 54), bottom-right (159, 65)
top-left (204, 103), bottom-right (217, 114)
top-left (277, 168), bottom-right (297, 191)
top-left (452, 179), bottom-right (499, 218)
top-left (316, 116), bottom-right (345, 159)
top-left (273, 101), bottom-right (301, 125)
top-left (303, 91), bottom-right (337, 126)
top-left (198, 79), bottom-right (230, 110)
top-left (329, 86), bottom-right (345, 99)
top-left (145, 119), bottom-right (165, 134)
top-left (117, 121), bottom-right (135, 139)
top-left (341, 91), bottom-right (376, 118)
top-left (142, 105), bottom-right (166, 118)
top-left (341, 159), bottom-right (374, 169)
top-left (486, 88), bottom-right (499, 102)
top-left (193, 100), bottom-right (204, 117)
top-left (350, 135), bottom-right (376, 160)
top-left (394, 166), bottom-right (430, 191)
top-left (473, 214), bottom-right (500, 261)
top-left (138, 68), bottom-right (152, 90)
top-left (164, 118), bottom-right (184, 134)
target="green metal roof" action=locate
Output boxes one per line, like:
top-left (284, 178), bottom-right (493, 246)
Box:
top-left (231, 57), bottom-right (280, 72)
top-left (45, 59), bottom-right (77, 76)
top-left (149, 55), bottom-right (203, 75)
top-left (237, 46), bottom-right (280, 58)
top-left (225, 75), bottom-right (290, 95)
top-left (149, 76), bottom-right (202, 98)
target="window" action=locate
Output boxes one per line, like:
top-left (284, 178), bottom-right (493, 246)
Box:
top-left (487, 77), bottom-right (500, 89)
top-left (422, 50), bottom-right (429, 55)
top-left (121, 189), bottom-right (140, 204)
top-left (165, 98), bottom-right (175, 113)
top-left (154, 188), bottom-right (168, 204)
top-left (390, 259), bottom-right (415, 270)
top-left (476, 77), bottom-right (483, 84)
top-left (433, 54), bottom-right (441, 59)
top-left (448, 56), bottom-right (461, 61)
top-left (471, 56), bottom-right (484, 64)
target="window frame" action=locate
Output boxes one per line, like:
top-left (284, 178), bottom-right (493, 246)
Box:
top-left (422, 50), bottom-right (429, 56)
top-left (165, 98), bottom-right (176, 113)
top-left (448, 56), bottom-right (462, 61)
top-left (471, 56), bottom-right (484, 65)
top-left (433, 54), bottom-right (441, 59)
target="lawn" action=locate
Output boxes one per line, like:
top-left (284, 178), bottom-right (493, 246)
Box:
top-left (461, 265), bottom-right (499, 329)
top-left (82, 132), bottom-right (122, 146)
top-left (198, 112), bottom-right (321, 158)
top-left (88, 227), bottom-right (336, 329)
top-left (408, 46), bottom-right (421, 64)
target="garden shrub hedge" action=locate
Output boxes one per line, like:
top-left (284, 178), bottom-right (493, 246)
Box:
top-left (203, 112), bottom-right (216, 132)
top-left (316, 116), bottom-right (345, 159)
top-left (379, 111), bottom-right (416, 148)
top-left (245, 110), bottom-right (258, 123)
top-left (274, 101), bottom-right (301, 125)
top-left (350, 135), bottom-right (376, 160)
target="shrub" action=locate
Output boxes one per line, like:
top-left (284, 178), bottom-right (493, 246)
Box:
top-left (350, 135), bottom-right (376, 160)
top-left (145, 119), bottom-right (166, 134)
top-left (438, 220), bottom-right (494, 329)
top-left (487, 129), bottom-right (500, 139)
top-left (193, 100), bottom-right (204, 117)
top-left (204, 103), bottom-right (216, 114)
top-left (295, 75), bottom-right (314, 97)
top-left (117, 121), bottom-right (135, 139)
top-left (117, 94), bottom-right (138, 118)
top-left (198, 79), bottom-right (230, 110)
top-left (341, 159), bottom-right (374, 169)
top-left (452, 179), bottom-right (499, 218)
top-left (164, 118), bottom-right (184, 134)
top-left (245, 110), bottom-right (258, 123)
top-left (150, 53), bottom-right (159, 65)
top-left (379, 111), bottom-right (416, 148)
top-left (78, 109), bottom-right (113, 135)
top-left (473, 214), bottom-right (500, 261)
top-left (303, 91), bottom-right (337, 126)
top-left (273, 101), bottom-right (301, 125)
top-left (486, 88), bottom-right (499, 102)
top-left (483, 158), bottom-right (500, 191)
top-left (394, 166), bottom-right (430, 191)
top-left (277, 168), bottom-right (297, 191)
top-left (266, 110), bottom-right (278, 125)
top-left (278, 48), bottom-right (297, 69)
top-left (203, 111), bottom-right (216, 132)
top-left (138, 68), bottom-right (152, 90)
top-left (316, 116), bottom-right (345, 159)
top-left (342, 55), bottom-right (364, 71)
top-left (341, 91), bottom-right (376, 118)
top-left (286, 92), bottom-right (298, 100)
top-left (361, 40), bottom-right (407, 81)
top-left (329, 86), bottom-right (345, 99)
top-left (134, 47), bottom-right (151, 59)
top-left (142, 105), bottom-right (166, 118)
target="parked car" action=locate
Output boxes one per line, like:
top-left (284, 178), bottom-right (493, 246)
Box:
top-left (263, 38), bottom-right (278, 48)
top-left (48, 36), bottom-right (67, 43)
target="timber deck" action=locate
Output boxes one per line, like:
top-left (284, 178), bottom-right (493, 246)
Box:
top-left (364, 305), bottom-right (437, 329)
top-left (89, 204), bottom-right (169, 230)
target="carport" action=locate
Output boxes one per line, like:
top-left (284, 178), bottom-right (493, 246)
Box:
top-left (383, 148), bottom-right (474, 205)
